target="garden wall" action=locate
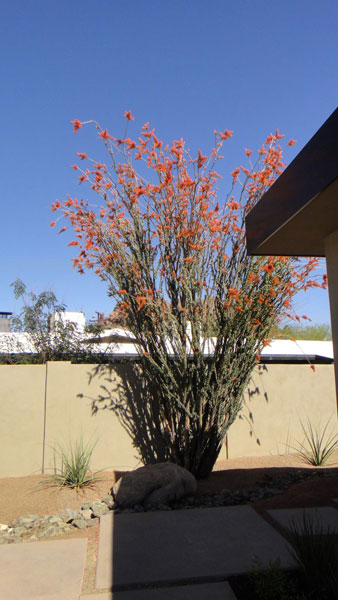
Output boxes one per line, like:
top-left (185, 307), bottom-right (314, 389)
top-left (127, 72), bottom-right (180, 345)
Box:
top-left (227, 363), bottom-right (337, 458)
top-left (0, 361), bottom-right (337, 477)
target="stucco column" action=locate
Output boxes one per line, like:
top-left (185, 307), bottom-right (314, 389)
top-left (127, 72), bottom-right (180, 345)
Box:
top-left (324, 228), bottom-right (338, 411)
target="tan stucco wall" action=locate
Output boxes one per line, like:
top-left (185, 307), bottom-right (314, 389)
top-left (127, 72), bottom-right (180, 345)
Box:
top-left (0, 364), bottom-right (46, 476)
top-left (0, 362), bottom-right (141, 478)
top-left (226, 364), bottom-right (337, 458)
top-left (0, 362), bottom-right (337, 477)
top-left (42, 362), bottom-right (141, 476)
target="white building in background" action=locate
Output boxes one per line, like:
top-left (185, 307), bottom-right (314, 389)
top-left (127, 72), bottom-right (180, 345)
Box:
top-left (90, 335), bottom-right (333, 363)
top-left (0, 331), bottom-right (35, 354)
top-left (0, 310), bottom-right (334, 363)
top-left (49, 311), bottom-right (86, 333)
top-left (0, 311), bottom-right (87, 355)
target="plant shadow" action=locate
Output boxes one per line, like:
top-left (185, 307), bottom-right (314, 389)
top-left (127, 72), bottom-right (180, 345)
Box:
top-left (79, 362), bottom-right (172, 465)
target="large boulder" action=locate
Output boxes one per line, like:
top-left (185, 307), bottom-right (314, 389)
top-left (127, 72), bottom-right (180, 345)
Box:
top-left (112, 462), bottom-right (197, 508)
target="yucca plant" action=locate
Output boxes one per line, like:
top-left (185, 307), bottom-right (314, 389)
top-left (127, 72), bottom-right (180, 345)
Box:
top-left (294, 418), bottom-right (338, 467)
top-left (285, 512), bottom-right (338, 599)
top-left (40, 438), bottom-right (103, 491)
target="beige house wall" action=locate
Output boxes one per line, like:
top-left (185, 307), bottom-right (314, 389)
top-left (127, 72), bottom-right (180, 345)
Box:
top-left (226, 364), bottom-right (337, 458)
top-left (0, 362), bottom-right (337, 478)
top-left (43, 362), bottom-right (140, 475)
top-left (0, 364), bottom-right (46, 476)
top-left (0, 362), bottom-right (140, 478)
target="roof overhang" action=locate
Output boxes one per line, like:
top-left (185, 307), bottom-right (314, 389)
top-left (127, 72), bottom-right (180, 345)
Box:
top-left (246, 107), bottom-right (338, 257)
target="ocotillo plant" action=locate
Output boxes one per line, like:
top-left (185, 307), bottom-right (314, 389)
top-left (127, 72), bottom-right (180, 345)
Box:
top-left (52, 113), bottom-right (326, 477)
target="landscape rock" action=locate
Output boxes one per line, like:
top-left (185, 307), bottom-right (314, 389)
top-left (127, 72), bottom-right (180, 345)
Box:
top-left (60, 508), bottom-right (78, 523)
top-left (80, 509), bottom-right (93, 520)
top-left (11, 526), bottom-right (26, 538)
top-left (37, 525), bottom-right (58, 538)
top-left (112, 462), bottom-right (197, 508)
top-left (90, 502), bottom-right (109, 517)
top-left (86, 517), bottom-right (99, 527)
top-left (45, 515), bottom-right (64, 525)
top-left (72, 518), bottom-right (88, 529)
top-left (16, 515), bottom-right (39, 527)
top-left (102, 494), bottom-right (115, 508)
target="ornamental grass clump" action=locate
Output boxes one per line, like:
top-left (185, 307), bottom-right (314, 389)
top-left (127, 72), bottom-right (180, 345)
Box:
top-left (285, 512), bottom-right (338, 599)
top-left (52, 113), bottom-right (326, 477)
top-left (41, 438), bottom-right (102, 491)
top-left (249, 556), bottom-right (305, 600)
top-left (295, 418), bottom-right (338, 466)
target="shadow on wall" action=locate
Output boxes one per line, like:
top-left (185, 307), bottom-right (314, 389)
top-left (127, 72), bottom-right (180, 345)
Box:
top-left (78, 362), bottom-right (270, 466)
top-left (78, 363), bottom-right (173, 465)
top-left (236, 364), bottom-right (270, 449)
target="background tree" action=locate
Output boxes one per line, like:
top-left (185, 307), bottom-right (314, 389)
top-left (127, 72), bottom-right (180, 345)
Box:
top-left (53, 115), bottom-right (326, 477)
top-left (8, 279), bottom-right (104, 363)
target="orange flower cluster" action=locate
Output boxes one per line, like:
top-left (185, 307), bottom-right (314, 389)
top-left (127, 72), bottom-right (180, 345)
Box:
top-left (71, 119), bottom-right (82, 133)
top-left (53, 113), bottom-right (324, 343)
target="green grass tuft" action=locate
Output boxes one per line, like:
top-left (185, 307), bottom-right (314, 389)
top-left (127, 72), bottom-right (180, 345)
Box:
top-left (285, 512), bottom-right (338, 599)
top-left (249, 556), bottom-right (306, 599)
top-left (39, 438), bottom-right (103, 492)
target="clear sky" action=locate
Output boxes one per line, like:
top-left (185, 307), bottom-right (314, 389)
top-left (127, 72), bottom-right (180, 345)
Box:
top-left (1, 0), bottom-right (336, 324)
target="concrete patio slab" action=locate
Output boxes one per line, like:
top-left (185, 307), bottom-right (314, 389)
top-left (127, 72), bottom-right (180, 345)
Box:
top-left (0, 538), bottom-right (87, 600)
top-left (96, 505), bottom-right (295, 589)
top-left (268, 506), bottom-right (338, 532)
top-left (80, 581), bottom-right (237, 599)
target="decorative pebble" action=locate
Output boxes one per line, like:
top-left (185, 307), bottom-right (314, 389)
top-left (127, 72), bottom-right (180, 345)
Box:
top-left (16, 515), bottom-right (39, 527)
top-left (72, 518), bottom-right (88, 529)
top-left (90, 503), bottom-right (109, 517)
top-left (86, 517), bottom-right (99, 527)
top-left (0, 470), bottom-right (323, 545)
top-left (80, 509), bottom-right (93, 520)
top-left (102, 495), bottom-right (115, 508)
top-left (60, 508), bottom-right (78, 523)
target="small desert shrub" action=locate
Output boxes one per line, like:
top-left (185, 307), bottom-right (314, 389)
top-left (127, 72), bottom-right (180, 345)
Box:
top-left (285, 512), bottom-right (338, 600)
top-left (249, 512), bottom-right (338, 599)
top-left (249, 557), bottom-right (305, 600)
top-left (294, 418), bottom-right (338, 466)
top-left (40, 438), bottom-right (103, 491)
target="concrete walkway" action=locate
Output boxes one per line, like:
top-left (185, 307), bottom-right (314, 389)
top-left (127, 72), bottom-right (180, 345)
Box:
top-left (0, 537), bottom-right (87, 600)
top-left (95, 506), bottom-right (294, 590)
top-left (0, 504), bottom-right (335, 599)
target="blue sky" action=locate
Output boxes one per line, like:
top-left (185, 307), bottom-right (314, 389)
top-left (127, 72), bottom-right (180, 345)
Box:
top-left (1, 0), bottom-right (336, 324)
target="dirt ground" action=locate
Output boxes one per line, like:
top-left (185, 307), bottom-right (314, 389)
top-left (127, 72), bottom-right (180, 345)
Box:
top-left (2, 453), bottom-right (338, 526)
top-left (200, 453), bottom-right (338, 509)
top-left (1, 453), bottom-right (338, 595)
